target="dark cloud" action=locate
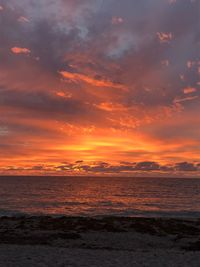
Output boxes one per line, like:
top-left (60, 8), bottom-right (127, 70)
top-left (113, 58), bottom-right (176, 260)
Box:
top-left (0, 88), bottom-right (86, 115)
top-left (54, 160), bottom-right (200, 174)
top-left (134, 161), bottom-right (160, 171)
top-left (175, 162), bottom-right (198, 172)
top-left (4, 160), bottom-right (200, 175)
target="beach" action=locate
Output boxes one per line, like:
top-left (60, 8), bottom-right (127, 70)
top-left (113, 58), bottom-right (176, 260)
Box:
top-left (0, 216), bottom-right (200, 266)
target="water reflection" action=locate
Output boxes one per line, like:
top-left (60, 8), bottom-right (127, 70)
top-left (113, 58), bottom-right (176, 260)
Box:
top-left (0, 176), bottom-right (199, 217)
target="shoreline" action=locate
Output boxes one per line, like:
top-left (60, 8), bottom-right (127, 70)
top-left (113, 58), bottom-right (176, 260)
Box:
top-left (0, 216), bottom-right (200, 266)
top-left (1, 209), bottom-right (200, 219)
top-left (0, 216), bottom-right (200, 248)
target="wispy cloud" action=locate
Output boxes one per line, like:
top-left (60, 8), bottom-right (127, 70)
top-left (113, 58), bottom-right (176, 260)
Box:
top-left (11, 47), bottom-right (31, 55)
top-left (59, 71), bottom-right (126, 90)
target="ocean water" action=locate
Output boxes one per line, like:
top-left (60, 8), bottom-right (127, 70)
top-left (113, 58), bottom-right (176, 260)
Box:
top-left (0, 176), bottom-right (200, 218)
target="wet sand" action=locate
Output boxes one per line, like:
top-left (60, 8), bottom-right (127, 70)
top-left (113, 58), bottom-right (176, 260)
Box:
top-left (0, 216), bottom-right (200, 266)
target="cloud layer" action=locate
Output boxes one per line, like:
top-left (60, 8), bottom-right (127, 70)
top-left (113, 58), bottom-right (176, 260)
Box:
top-left (0, 0), bottom-right (199, 176)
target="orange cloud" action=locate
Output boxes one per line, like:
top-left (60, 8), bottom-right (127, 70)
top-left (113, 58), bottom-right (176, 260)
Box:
top-left (55, 91), bottom-right (72, 99)
top-left (183, 87), bottom-right (197, 94)
top-left (157, 32), bottom-right (173, 43)
top-left (11, 47), bottom-right (31, 55)
top-left (59, 71), bottom-right (126, 90)
top-left (95, 102), bottom-right (127, 112)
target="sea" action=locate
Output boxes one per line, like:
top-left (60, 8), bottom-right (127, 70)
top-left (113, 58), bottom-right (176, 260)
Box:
top-left (0, 176), bottom-right (200, 218)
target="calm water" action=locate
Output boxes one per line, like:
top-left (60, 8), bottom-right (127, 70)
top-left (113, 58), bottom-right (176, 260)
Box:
top-left (0, 176), bottom-right (200, 218)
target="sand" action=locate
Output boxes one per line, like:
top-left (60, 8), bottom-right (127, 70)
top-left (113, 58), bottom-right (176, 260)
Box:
top-left (0, 216), bottom-right (200, 266)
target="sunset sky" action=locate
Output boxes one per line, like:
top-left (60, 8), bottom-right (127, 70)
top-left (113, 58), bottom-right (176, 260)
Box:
top-left (0, 0), bottom-right (199, 176)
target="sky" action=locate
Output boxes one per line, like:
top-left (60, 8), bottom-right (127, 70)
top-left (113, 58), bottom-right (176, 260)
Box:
top-left (0, 0), bottom-right (199, 176)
